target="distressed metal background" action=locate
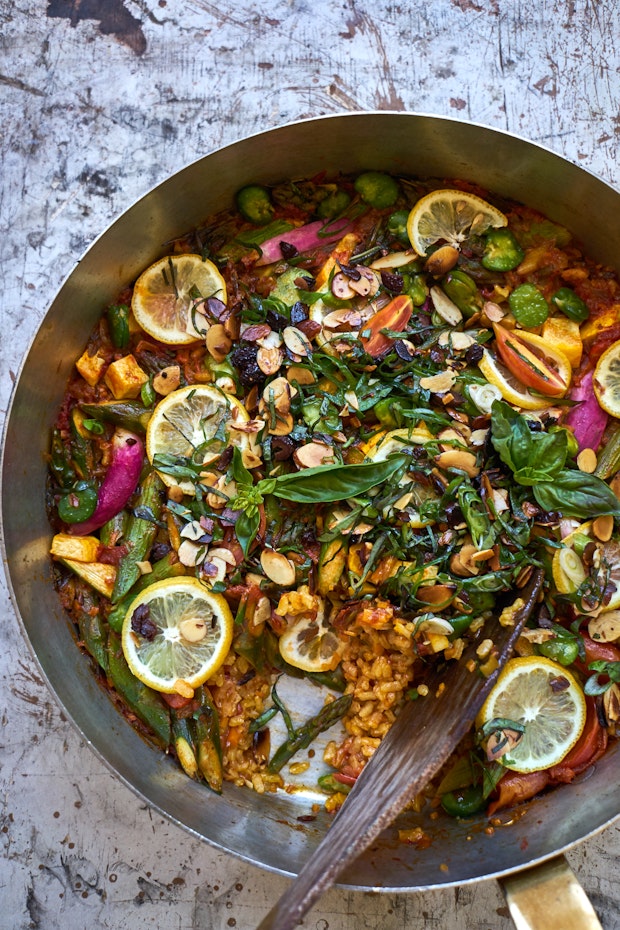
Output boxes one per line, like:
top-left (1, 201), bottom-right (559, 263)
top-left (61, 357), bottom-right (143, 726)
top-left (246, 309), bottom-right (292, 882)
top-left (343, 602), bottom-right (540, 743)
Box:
top-left (1, 2), bottom-right (619, 928)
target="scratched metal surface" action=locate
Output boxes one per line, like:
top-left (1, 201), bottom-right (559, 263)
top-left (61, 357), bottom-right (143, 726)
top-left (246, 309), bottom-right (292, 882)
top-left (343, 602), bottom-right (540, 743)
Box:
top-left (1, 1), bottom-right (619, 928)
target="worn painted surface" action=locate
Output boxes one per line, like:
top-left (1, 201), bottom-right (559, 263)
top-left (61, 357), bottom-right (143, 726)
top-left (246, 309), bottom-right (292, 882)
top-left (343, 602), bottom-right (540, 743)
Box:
top-left (1, 1), bottom-right (619, 927)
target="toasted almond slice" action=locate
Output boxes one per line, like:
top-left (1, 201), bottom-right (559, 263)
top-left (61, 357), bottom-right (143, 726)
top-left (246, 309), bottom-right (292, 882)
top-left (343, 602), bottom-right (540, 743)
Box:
top-left (257, 346), bottom-right (284, 375)
top-left (430, 287), bottom-right (462, 326)
top-left (283, 326), bottom-right (312, 358)
top-left (293, 441), bottom-right (336, 469)
top-left (153, 365), bottom-right (182, 395)
top-left (260, 549), bottom-right (297, 586)
top-left (206, 324), bottom-right (232, 362)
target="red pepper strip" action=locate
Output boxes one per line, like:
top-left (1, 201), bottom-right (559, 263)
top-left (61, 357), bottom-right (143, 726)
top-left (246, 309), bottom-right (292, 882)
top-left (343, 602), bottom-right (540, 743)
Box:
top-left (360, 294), bottom-right (413, 358)
top-left (548, 697), bottom-right (608, 783)
top-left (487, 770), bottom-right (550, 816)
top-left (580, 634), bottom-right (620, 666)
top-left (493, 324), bottom-right (568, 396)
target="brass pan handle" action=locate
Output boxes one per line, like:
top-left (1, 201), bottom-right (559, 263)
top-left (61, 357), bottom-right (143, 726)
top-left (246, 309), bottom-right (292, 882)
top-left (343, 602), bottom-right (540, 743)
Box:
top-left (500, 855), bottom-right (603, 930)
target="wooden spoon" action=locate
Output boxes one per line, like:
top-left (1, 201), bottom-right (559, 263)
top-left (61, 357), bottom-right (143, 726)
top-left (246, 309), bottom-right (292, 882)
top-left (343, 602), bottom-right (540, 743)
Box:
top-left (256, 569), bottom-right (544, 930)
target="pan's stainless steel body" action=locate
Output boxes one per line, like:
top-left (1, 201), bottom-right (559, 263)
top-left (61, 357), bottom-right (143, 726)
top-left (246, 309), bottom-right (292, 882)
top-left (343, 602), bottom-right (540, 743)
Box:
top-left (2, 113), bottom-right (618, 891)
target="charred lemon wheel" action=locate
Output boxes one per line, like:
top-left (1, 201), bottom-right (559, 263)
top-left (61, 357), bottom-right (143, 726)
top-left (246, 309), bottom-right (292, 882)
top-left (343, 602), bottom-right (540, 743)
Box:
top-left (121, 577), bottom-right (234, 695)
top-left (132, 253), bottom-right (227, 345)
top-left (146, 384), bottom-right (251, 494)
top-left (593, 339), bottom-right (620, 418)
top-left (476, 657), bottom-right (586, 773)
top-left (406, 189), bottom-right (507, 256)
top-left (278, 611), bottom-right (345, 673)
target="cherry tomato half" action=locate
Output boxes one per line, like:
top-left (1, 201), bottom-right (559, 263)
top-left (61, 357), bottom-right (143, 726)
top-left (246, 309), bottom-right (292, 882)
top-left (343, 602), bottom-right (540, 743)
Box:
top-left (492, 324), bottom-right (571, 397)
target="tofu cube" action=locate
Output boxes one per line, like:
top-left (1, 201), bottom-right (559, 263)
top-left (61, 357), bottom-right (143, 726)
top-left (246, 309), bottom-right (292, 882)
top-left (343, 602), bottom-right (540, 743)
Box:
top-left (76, 349), bottom-right (106, 387)
top-left (104, 354), bottom-right (148, 399)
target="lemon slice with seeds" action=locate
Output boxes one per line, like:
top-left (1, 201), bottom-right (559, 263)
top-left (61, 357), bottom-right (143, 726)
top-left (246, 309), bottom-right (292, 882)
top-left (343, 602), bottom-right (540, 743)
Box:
top-left (407, 189), bottom-right (507, 256)
top-left (146, 384), bottom-right (252, 494)
top-left (121, 577), bottom-right (233, 694)
top-left (132, 254), bottom-right (227, 345)
top-left (593, 339), bottom-right (620, 417)
top-left (476, 656), bottom-right (586, 773)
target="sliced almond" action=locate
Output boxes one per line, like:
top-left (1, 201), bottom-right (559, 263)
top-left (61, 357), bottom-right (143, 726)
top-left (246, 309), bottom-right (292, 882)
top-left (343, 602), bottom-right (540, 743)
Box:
top-left (435, 449), bottom-right (479, 477)
top-left (286, 365), bottom-right (315, 385)
top-left (260, 549), bottom-right (297, 586)
top-left (593, 514), bottom-right (614, 542)
top-left (256, 329), bottom-right (283, 349)
top-left (588, 609), bottom-right (620, 643)
top-left (370, 250), bottom-right (417, 270)
top-left (322, 307), bottom-right (363, 331)
top-left (430, 287), bottom-right (462, 326)
top-left (153, 365), bottom-right (181, 396)
top-left (482, 301), bottom-right (506, 323)
top-left (331, 271), bottom-right (356, 300)
top-left (179, 618), bottom-right (208, 642)
top-left (257, 346), bottom-right (284, 375)
top-left (283, 326), bottom-right (312, 358)
top-left (206, 324), bottom-right (232, 362)
top-left (206, 546), bottom-right (238, 567)
top-left (178, 539), bottom-right (207, 567)
top-left (180, 520), bottom-right (207, 541)
top-left (420, 369), bottom-right (458, 393)
top-left (262, 376), bottom-right (296, 411)
top-left (577, 448), bottom-right (598, 474)
top-left (603, 683), bottom-right (620, 724)
top-left (202, 555), bottom-right (228, 584)
top-left (293, 441), bottom-right (335, 469)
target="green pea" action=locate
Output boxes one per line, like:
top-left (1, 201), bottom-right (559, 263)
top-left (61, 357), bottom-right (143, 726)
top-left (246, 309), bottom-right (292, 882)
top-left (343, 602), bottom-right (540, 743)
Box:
top-left (58, 480), bottom-right (98, 524)
top-left (235, 185), bottom-right (274, 226)
top-left (508, 283), bottom-right (549, 327)
top-left (538, 637), bottom-right (580, 666)
top-left (354, 172), bottom-right (399, 209)
top-left (441, 785), bottom-right (486, 817)
top-left (387, 209), bottom-right (410, 245)
top-left (482, 228), bottom-right (524, 272)
top-left (442, 270), bottom-right (482, 318)
top-left (551, 287), bottom-right (590, 322)
top-left (317, 188), bottom-right (351, 219)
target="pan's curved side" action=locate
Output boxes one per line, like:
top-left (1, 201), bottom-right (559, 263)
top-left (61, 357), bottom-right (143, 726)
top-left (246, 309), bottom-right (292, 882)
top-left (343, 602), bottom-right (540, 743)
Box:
top-left (2, 112), bottom-right (618, 891)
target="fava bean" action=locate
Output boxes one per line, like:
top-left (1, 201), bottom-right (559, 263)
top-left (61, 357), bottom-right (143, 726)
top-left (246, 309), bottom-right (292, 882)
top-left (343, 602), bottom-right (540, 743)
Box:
top-left (354, 171), bottom-right (399, 209)
top-left (442, 269), bottom-right (482, 318)
top-left (508, 283), bottom-right (549, 327)
top-left (236, 184), bottom-right (274, 226)
top-left (387, 209), bottom-right (410, 245)
top-left (482, 228), bottom-right (524, 272)
top-left (58, 480), bottom-right (98, 524)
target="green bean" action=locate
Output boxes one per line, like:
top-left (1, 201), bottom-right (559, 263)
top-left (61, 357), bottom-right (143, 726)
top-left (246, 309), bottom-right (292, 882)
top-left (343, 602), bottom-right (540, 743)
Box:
top-left (58, 480), bottom-right (98, 523)
top-left (106, 303), bottom-right (131, 349)
top-left (107, 551), bottom-right (186, 632)
top-left (111, 470), bottom-right (165, 603)
top-left (482, 228), bottom-right (524, 272)
top-left (171, 714), bottom-right (199, 779)
top-left (441, 785), bottom-right (486, 817)
top-left (80, 400), bottom-right (153, 434)
top-left (595, 423), bottom-right (620, 479)
top-left (442, 270), bottom-right (482, 318)
top-left (75, 588), bottom-right (109, 673)
top-left (50, 427), bottom-right (76, 489)
top-left (268, 693), bottom-right (352, 773)
top-left (194, 689), bottom-right (223, 793)
top-left (551, 287), bottom-right (589, 322)
top-left (106, 630), bottom-right (171, 746)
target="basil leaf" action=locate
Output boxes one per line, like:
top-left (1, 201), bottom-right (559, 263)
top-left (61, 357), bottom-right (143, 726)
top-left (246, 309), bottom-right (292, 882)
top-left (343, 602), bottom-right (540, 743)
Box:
top-left (232, 445), bottom-right (253, 486)
top-left (271, 454), bottom-right (409, 503)
top-left (533, 469), bottom-right (620, 518)
top-left (235, 508), bottom-right (260, 557)
top-left (491, 400), bottom-right (567, 484)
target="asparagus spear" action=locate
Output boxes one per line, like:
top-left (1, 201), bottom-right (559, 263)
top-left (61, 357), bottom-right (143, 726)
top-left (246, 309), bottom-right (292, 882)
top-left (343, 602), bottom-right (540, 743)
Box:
top-left (107, 551), bottom-right (186, 632)
top-left (111, 470), bottom-right (165, 603)
top-left (268, 694), bottom-right (352, 773)
top-left (106, 630), bottom-right (171, 746)
top-left (194, 689), bottom-right (223, 794)
top-left (74, 587), bottom-right (109, 673)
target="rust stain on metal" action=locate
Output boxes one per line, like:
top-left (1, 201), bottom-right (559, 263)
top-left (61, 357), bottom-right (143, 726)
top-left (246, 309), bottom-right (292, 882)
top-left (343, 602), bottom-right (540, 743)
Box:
top-left (47, 0), bottom-right (147, 55)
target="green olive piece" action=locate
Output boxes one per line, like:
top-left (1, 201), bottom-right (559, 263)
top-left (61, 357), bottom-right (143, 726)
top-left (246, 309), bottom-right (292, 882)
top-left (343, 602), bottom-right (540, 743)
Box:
top-left (440, 785), bottom-right (486, 817)
top-left (58, 481), bottom-right (98, 524)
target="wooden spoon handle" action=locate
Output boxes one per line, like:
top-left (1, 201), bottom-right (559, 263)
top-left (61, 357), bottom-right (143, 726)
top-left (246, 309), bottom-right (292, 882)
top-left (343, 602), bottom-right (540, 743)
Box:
top-left (256, 570), bottom-right (544, 930)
